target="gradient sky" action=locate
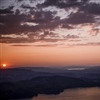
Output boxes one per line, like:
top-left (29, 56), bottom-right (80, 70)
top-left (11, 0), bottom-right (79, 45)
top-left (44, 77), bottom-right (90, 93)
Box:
top-left (0, 0), bottom-right (100, 68)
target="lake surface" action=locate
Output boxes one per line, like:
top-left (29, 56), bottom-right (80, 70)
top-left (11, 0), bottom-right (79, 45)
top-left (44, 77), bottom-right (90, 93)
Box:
top-left (17, 87), bottom-right (100, 100)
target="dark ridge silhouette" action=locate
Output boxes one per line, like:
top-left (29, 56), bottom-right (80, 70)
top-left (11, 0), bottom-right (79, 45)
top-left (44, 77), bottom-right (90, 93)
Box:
top-left (0, 76), bottom-right (100, 100)
top-left (0, 68), bottom-right (55, 83)
top-left (0, 67), bottom-right (100, 99)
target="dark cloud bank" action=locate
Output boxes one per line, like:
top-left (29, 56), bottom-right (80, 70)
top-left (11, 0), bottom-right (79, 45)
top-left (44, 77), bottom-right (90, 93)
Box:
top-left (0, 0), bottom-right (100, 44)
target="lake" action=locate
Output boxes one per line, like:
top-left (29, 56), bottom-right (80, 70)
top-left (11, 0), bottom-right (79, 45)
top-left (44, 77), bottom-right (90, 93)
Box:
top-left (16, 87), bottom-right (100, 100)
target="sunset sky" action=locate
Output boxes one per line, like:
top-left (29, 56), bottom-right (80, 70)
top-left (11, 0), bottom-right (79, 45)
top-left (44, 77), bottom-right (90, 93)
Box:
top-left (0, 0), bottom-right (100, 68)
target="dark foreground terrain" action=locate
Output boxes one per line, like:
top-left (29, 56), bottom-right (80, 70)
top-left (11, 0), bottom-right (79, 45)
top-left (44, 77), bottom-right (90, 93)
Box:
top-left (0, 67), bottom-right (100, 99)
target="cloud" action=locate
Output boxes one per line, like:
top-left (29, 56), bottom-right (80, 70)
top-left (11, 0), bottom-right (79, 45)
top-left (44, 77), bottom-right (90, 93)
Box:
top-left (0, 12), bottom-right (52, 34)
top-left (62, 42), bottom-right (100, 48)
top-left (9, 43), bottom-right (59, 47)
top-left (11, 44), bottom-right (31, 46)
top-left (0, 9), bottom-right (60, 35)
top-left (17, 0), bottom-right (23, 2)
top-left (0, 31), bottom-right (80, 43)
top-left (37, 0), bottom-right (82, 8)
top-left (21, 4), bottom-right (36, 9)
top-left (0, 37), bottom-right (60, 43)
top-left (90, 28), bottom-right (100, 36)
top-left (10, 42), bottom-right (100, 47)
top-left (65, 34), bottom-right (79, 39)
top-left (80, 3), bottom-right (100, 15)
top-left (61, 24), bottom-right (74, 29)
top-left (28, 10), bottom-right (55, 23)
top-left (64, 12), bottom-right (95, 24)
top-left (0, 0), bottom-right (100, 45)
top-left (0, 37), bottom-right (30, 43)
top-left (33, 44), bottom-right (58, 47)
top-left (0, 6), bottom-right (14, 14)
top-left (75, 42), bottom-right (100, 46)
top-left (68, 39), bottom-right (81, 42)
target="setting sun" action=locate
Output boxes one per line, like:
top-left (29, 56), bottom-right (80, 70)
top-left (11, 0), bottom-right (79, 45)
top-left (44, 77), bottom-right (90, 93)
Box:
top-left (2, 64), bottom-right (7, 67)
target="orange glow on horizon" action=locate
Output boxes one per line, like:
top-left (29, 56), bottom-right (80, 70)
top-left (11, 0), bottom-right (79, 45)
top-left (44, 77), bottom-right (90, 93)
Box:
top-left (0, 62), bottom-right (12, 68)
top-left (0, 43), bottom-right (100, 67)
